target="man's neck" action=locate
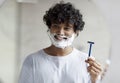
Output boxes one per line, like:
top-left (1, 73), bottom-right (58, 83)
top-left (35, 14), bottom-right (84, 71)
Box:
top-left (44, 45), bottom-right (73, 56)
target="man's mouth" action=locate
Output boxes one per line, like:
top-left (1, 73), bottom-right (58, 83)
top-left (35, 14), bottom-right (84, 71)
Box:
top-left (54, 35), bottom-right (68, 41)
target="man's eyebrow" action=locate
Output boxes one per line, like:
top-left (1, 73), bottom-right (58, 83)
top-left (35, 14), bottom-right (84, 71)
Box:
top-left (65, 23), bottom-right (73, 26)
top-left (65, 26), bottom-right (72, 28)
top-left (52, 24), bottom-right (58, 25)
top-left (66, 25), bottom-right (73, 27)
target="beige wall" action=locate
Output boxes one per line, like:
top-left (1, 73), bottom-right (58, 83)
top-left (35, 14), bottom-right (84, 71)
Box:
top-left (93, 0), bottom-right (120, 83)
top-left (0, 0), bottom-right (18, 83)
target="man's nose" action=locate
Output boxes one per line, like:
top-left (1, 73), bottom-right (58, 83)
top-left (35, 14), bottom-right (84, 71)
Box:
top-left (57, 28), bottom-right (64, 35)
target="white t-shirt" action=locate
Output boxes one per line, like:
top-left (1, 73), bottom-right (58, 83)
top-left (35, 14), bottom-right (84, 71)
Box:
top-left (19, 48), bottom-right (93, 83)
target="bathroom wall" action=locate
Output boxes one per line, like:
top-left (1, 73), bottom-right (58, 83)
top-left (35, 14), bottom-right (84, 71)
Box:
top-left (0, 0), bottom-right (18, 83)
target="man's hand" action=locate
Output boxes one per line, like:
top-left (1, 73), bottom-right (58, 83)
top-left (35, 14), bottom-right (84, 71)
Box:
top-left (85, 58), bottom-right (102, 83)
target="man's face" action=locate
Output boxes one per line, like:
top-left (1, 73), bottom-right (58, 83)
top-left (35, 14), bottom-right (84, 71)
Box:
top-left (50, 23), bottom-right (75, 41)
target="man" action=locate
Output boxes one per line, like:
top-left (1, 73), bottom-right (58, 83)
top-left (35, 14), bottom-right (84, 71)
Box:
top-left (19, 2), bottom-right (102, 83)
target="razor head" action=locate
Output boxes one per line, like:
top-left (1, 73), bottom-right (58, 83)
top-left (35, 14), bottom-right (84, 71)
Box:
top-left (87, 41), bottom-right (95, 44)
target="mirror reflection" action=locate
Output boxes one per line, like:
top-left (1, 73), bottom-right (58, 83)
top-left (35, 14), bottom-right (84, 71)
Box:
top-left (0, 0), bottom-right (111, 83)
top-left (19, 0), bottom-right (111, 71)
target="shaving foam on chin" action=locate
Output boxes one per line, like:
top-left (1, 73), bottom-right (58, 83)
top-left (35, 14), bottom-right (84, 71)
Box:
top-left (47, 30), bottom-right (75, 49)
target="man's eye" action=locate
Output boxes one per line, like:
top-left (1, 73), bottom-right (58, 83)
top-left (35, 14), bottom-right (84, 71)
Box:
top-left (52, 25), bottom-right (59, 28)
top-left (64, 27), bottom-right (72, 30)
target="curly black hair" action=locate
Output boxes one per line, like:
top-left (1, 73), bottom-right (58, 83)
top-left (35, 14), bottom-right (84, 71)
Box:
top-left (43, 2), bottom-right (85, 32)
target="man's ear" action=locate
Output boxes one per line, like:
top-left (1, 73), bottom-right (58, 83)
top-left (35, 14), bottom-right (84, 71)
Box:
top-left (75, 30), bottom-right (80, 36)
top-left (47, 29), bottom-right (49, 32)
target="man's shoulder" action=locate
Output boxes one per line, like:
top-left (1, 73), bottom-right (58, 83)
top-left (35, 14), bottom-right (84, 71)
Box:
top-left (24, 49), bottom-right (44, 61)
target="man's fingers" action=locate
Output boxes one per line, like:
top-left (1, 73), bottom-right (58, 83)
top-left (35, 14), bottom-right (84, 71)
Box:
top-left (85, 58), bottom-right (102, 72)
top-left (87, 58), bottom-right (101, 66)
top-left (88, 68), bottom-right (99, 78)
top-left (87, 65), bottom-right (101, 74)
